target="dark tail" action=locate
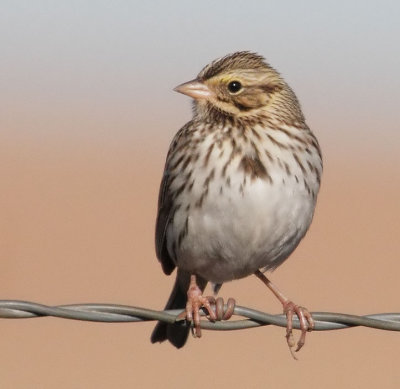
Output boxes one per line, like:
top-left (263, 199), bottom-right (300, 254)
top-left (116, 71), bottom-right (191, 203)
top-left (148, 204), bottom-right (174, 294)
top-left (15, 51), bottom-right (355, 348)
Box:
top-left (150, 270), bottom-right (207, 349)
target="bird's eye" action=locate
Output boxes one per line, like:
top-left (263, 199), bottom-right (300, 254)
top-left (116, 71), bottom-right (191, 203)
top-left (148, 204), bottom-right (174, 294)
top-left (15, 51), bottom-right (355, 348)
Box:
top-left (227, 81), bottom-right (242, 94)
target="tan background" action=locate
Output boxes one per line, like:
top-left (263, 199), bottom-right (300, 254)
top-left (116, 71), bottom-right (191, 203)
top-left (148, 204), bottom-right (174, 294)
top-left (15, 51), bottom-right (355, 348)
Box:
top-left (1, 2), bottom-right (400, 388)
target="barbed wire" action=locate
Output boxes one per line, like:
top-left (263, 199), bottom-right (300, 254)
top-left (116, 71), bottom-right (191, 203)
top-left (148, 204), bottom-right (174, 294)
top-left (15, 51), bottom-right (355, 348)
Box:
top-left (0, 300), bottom-right (400, 332)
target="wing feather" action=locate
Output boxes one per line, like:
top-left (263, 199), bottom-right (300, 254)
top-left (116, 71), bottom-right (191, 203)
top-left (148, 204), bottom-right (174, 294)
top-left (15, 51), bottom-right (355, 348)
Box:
top-left (155, 122), bottom-right (192, 275)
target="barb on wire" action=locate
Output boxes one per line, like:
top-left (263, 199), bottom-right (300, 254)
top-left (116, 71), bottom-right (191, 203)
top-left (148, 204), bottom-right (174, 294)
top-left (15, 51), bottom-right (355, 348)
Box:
top-left (0, 300), bottom-right (400, 332)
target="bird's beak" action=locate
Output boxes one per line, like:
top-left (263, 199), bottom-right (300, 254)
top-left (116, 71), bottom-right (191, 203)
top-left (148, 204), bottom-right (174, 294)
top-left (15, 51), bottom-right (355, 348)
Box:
top-left (174, 79), bottom-right (213, 100)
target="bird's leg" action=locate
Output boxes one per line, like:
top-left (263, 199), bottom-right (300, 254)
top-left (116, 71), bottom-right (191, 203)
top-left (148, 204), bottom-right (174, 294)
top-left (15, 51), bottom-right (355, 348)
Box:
top-left (176, 274), bottom-right (217, 338)
top-left (254, 270), bottom-right (314, 356)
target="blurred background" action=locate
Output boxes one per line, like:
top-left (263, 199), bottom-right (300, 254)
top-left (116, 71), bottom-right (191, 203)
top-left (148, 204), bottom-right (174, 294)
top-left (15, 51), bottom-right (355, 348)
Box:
top-left (1, 1), bottom-right (399, 388)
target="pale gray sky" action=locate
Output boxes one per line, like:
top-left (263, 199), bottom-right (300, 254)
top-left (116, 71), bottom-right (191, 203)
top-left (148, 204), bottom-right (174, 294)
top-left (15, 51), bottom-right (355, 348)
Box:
top-left (1, 0), bottom-right (399, 158)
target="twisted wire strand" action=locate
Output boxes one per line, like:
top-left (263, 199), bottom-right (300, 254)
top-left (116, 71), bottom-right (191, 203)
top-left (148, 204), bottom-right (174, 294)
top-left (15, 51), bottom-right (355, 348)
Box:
top-left (0, 300), bottom-right (400, 332)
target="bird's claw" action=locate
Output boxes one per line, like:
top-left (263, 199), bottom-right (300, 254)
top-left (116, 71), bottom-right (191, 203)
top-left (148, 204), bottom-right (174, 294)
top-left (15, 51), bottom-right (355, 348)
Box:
top-left (175, 280), bottom-right (216, 338)
top-left (175, 274), bottom-right (236, 338)
top-left (283, 301), bottom-right (314, 358)
top-left (176, 294), bottom-right (236, 338)
top-left (212, 297), bottom-right (236, 321)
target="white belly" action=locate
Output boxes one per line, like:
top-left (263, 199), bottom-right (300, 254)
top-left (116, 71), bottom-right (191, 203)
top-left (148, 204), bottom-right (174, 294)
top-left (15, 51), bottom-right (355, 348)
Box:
top-left (169, 173), bottom-right (316, 283)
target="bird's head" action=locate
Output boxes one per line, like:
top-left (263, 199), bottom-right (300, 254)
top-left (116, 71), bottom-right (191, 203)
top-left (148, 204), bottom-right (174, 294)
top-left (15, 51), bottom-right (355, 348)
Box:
top-left (174, 51), bottom-right (302, 123)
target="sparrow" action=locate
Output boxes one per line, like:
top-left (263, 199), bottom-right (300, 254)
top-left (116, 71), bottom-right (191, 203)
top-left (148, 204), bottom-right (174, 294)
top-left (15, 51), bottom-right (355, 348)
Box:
top-left (150, 51), bottom-right (322, 354)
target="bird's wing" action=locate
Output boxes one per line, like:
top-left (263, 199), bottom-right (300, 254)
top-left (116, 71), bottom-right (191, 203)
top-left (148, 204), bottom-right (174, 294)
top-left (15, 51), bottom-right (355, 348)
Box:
top-left (155, 168), bottom-right (176, 275)
top-left (155, 122), bottom-right (191, 275)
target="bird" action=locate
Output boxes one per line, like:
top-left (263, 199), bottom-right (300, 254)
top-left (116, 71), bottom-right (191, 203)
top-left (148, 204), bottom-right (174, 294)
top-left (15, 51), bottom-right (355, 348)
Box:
top-left (150, 51), bottom-right (322, 354)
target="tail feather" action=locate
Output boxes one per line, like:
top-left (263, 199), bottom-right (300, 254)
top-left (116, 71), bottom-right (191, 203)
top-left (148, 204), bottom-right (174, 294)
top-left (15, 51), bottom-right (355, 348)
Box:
top-left (150, 276), bottom-right (189, 348)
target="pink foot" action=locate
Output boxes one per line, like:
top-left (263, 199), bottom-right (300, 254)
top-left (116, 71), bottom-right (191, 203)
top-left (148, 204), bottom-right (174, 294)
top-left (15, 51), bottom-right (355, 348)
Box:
top-left (255, 270), bottom-right (314, 358)
top-left (283, 301), bottom-right (314, 357)
top-left (176, 275), bottom-right (217, 338)
top-left (176, 276), bottom-right (236, 338)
